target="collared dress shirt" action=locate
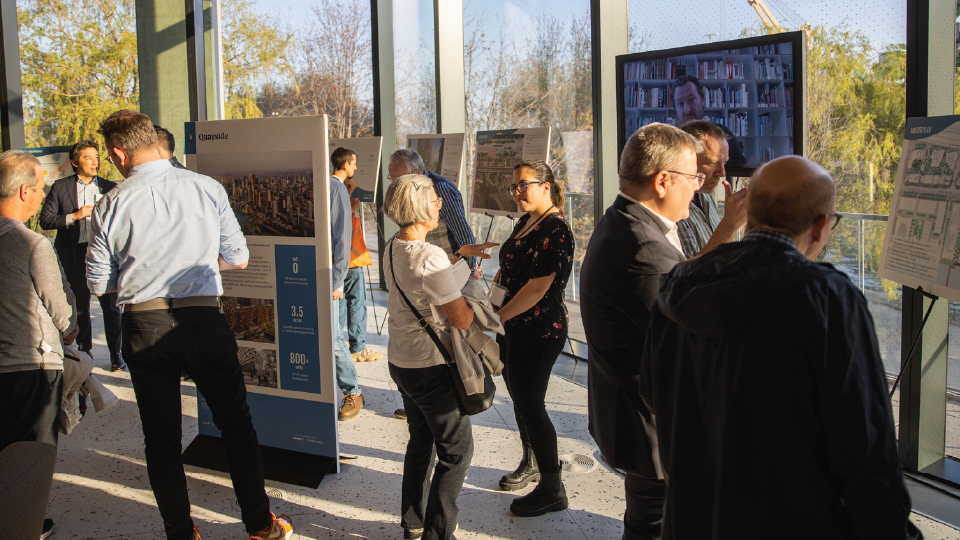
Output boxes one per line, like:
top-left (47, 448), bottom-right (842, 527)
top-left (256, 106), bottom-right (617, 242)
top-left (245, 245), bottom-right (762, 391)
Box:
top-left (329, 176), bottom-right (352, 292)
top-left (425, 170), bottom-right (478, 271)
top-left (619, 191), bottom-right (685, 254)
top-left (64, 177), bottom-right (102, 243)
top-left (86, 160), bottom-right (248, 305)
top-left (677, 192), bottom-right (721, 257)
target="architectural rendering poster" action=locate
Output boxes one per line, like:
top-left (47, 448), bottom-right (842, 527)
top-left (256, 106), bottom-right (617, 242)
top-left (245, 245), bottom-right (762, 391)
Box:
top-left (879, 115), bottom-right (960, 303)
top-left (20, 146), bottom-right (74, 195)
top-left (329, 136), bottom-right (382, 202)
top-left (470, 127), bottom-right (552, 217)
top-left (407, 133), bottom-right (466, 189)
top-left (184, 115), bottom-right (340, 466)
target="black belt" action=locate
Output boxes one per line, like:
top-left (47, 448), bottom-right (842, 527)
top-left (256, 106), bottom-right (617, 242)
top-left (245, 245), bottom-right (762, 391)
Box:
top-left (124, 296), bottom-right (220, 312)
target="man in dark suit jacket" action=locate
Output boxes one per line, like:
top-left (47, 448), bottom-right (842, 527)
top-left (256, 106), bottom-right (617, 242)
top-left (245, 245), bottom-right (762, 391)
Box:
top-left (580, 123), bottom-right (747, 540)
top-left (39, 140), bottom-right (124, 371)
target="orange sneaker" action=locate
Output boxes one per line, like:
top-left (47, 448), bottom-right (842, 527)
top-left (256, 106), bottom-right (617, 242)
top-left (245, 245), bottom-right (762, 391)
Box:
top-left (191, 525), bottom-right (201, 539)
top-left (249, 512), bottom-right (293, 540)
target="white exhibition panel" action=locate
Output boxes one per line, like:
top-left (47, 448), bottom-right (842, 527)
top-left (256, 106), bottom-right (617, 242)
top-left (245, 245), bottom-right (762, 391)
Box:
top-left (470, 127), bottom-right (552, 217)
top-left (184, 115), bottom-right (340, 469)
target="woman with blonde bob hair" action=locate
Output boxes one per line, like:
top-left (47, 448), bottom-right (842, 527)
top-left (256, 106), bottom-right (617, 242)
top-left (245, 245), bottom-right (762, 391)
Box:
top-left (382, 174), bottom-right (497, 540)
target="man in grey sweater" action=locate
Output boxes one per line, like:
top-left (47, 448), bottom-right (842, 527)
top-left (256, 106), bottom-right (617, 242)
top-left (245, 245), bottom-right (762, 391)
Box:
top-left (0, 149), bottom-right (77, 538)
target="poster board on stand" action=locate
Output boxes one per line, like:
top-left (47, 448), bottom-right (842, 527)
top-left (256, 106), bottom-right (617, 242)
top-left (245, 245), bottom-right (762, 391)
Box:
top-left (20, 146), bottom-right (75, 195)
top-left (184, 115), bottom-right (341, 475)
top-left (878, 115), bottom-right (960, 303)
top-left (329, 137), bottom-right (382, 202)
top-left (407, 133), bottom-right (466, 189)
top-left (470, 128), bottom-right (552, 217)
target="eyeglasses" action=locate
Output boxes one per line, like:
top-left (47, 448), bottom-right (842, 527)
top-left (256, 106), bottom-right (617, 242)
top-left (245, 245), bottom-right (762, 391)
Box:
top-left (826, 213), bottom-right (842, 228)
top-left (430, 197), bottom-right (443, 208)
top-left (106, 156), bottom-right (114, 164)
top-left (507, 181), bottom-right (545, 195)
top-left (666, 170), bottom-right (706, 188)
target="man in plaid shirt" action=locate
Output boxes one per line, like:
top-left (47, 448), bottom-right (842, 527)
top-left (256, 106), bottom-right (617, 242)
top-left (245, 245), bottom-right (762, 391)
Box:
top-left (677, 120), bottom-right (749, 257)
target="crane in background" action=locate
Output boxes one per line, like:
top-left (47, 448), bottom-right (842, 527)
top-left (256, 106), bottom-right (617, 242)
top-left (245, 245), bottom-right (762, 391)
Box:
top-left (747, 0), bottom-right (812, 44)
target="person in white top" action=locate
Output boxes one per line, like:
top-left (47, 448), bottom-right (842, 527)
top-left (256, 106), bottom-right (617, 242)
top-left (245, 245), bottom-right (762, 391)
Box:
top-left (382, 174), bottom-right (496, 540)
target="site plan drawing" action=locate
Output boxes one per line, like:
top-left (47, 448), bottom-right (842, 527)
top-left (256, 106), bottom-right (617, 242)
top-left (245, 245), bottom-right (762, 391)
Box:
top-left (879, 115), bottom-right (960, 303)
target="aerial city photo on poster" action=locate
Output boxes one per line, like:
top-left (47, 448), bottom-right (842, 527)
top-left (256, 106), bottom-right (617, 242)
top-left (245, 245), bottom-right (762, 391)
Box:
top-left (222, 296), bottom-right (276, 344)
top-left (196, 150), bottom-right (316, 238)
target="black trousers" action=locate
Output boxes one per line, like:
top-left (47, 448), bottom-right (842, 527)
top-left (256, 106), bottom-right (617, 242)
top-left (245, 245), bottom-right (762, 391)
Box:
top-left (122, 306), bottom-right (270, 540)
top-left (0, 369), bottom-right (62, 452)
top-left (501, 329), bottom-right (567, 474)
top-left (623, 471), bottom-right (665, 540)
top-left (63, 244), bottom-right (122, 361)
top-left (389, 363), bottom-right (473, 540)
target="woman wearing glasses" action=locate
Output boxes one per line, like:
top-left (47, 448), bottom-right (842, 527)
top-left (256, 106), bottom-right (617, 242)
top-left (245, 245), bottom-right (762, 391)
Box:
top-left (382, 174), bottom-right (496, 540)
top-left (492, 159), bottom-right (574, 517)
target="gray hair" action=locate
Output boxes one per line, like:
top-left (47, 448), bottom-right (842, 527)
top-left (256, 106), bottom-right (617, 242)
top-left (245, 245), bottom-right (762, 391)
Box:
top-left (389, 148), bottom-right (426, 175)
top-left (383, 174), bottom-right (435, 227)
top-left (619, 123), bottom-right (702, 192)
top-left (0, 150), bottom-right (41, 199)
top-left (679, 119), bottom-right (729, 145)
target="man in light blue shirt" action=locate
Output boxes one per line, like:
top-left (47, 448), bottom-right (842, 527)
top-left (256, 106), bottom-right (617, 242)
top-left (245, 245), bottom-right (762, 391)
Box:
top-left (329, 147), bottom-right (363, 421)
top-left (86, 110), bottom-right (292, 540)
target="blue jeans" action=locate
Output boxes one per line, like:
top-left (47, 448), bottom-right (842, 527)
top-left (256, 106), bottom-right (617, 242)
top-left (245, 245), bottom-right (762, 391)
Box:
top-left (339, 267), bottom-right (367, 353)
top-left (333, 296), bottom-right (361, 396)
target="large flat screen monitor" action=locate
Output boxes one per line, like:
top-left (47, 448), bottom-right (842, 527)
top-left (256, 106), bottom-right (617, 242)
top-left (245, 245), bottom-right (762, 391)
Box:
top-left (616, 31), bottom-right (807, 177)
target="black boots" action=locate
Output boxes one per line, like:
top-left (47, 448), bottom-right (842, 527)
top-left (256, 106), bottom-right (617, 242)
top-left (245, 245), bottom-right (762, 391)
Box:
top-left (499, 446), bottom-right (540, 491)
top-left (509, 471), bottom-right (568, 517)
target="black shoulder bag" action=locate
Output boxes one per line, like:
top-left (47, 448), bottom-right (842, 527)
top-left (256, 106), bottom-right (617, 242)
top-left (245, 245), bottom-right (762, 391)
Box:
top-left (388, 241), bottom-right (496, 416)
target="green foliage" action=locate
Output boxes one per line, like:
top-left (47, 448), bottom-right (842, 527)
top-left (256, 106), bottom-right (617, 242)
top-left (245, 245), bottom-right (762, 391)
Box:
top-left (17, 0), bottom-right (139, 181)
top-left (220, 0), bottom-right (293, 120)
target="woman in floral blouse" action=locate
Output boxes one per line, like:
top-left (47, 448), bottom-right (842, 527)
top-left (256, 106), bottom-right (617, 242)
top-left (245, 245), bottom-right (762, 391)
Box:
top-left (493, 159), bottom-right (574, 517)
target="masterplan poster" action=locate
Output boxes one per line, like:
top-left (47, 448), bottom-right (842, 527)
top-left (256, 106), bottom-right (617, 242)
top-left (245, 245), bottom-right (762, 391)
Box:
top-left (328, 136), bottom-right (382, 202)
top-left (184, 115), bottom-right (340, 467)
top-left (470, 127), bottom-right (552, 217)
top-left (407, 133), bottom-right (466, 188)
top-left (20, 146), bottom-right (74, 195)
top-left (879, 115), bottom-right (960, 303)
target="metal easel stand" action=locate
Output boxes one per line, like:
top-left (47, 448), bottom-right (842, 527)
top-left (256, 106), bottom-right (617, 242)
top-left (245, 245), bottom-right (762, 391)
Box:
top-left (360, 204), bottom-right (389, 335)
top-left (890, 286), bottom-right (940, 398)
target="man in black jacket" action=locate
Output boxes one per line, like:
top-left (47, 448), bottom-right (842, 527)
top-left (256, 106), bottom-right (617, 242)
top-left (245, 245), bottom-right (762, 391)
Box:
top-left (640, 156), bottom-right (920, 539)
top-left (39, 140), bottom-right (124, 371)
top-left (580, 123), bottom-right (747, 540)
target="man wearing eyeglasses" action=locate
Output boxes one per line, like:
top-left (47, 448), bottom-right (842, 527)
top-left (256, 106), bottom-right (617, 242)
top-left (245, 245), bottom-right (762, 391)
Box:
top-left (39, 140), bottom-right (125, 372)
top-left (676, 120), bottom-right (749, 257)
top-left (639, 155), bottom-right (919, 540)
top-left (581, 123), bottom-right (744, 540)
top-left (387, 148), bottom-right (478, 276)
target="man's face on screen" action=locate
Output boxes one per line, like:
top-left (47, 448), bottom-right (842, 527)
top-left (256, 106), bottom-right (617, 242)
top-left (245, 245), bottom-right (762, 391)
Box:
top-left (674, 82), bottom-right (704, 123)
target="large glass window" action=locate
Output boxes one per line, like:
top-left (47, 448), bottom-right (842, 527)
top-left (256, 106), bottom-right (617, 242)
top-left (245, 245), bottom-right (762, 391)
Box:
top-left (630, 0), bottom-right (908, 378)
top-left (392, 0), bottom-right (436, 147)
top-left (224, 0), bottom-right (374, 138)
top-left (17, 0), bottom-right (139, 174)
top-left (462, 0), bottom-right (593, 343)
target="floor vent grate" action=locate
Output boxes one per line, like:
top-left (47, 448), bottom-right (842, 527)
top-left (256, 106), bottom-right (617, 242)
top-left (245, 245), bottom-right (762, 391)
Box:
top-left (559, 453), bottom-right (598, 474)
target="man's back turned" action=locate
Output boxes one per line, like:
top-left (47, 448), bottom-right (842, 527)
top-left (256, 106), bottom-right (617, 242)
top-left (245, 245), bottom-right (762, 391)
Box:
top-left (640, 156), bottom-right (920, 540)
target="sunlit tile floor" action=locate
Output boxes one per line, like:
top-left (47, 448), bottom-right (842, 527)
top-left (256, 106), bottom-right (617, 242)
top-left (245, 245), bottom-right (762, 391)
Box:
top-left (44, 301), bottom-right (960, 539)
